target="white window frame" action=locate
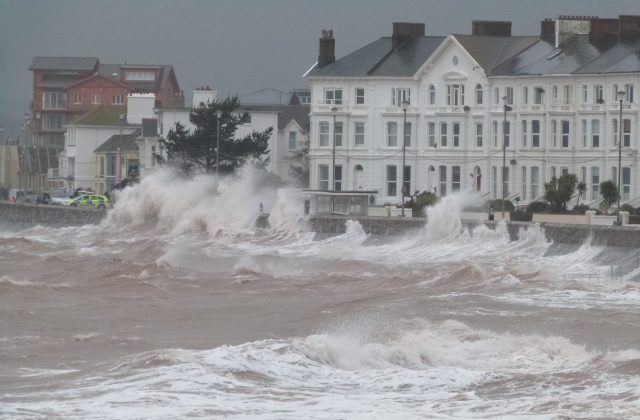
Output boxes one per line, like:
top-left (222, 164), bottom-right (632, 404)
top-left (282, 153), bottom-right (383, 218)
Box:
top-left (42, 92), bottom-right (66, 109)
top-left (532, 120), bottom-right (540, 148)
top-left (453, 122), bottom-right (460, 148)
top-left (324, 88), bottom-right (343, 105)
top-left (334, 121), bottom-right (343, 147)
top-left (504, 87), bottom-right (514, 105)
top-left (475, 123), bottom-right (483, 148)
top-left (319, 121), bottom-right (329, 147)
top-left (446, 84), bottom-right (465, 106)
top-left (288, 131), bottom-right (297, 150)
top-left (428, 122), bottom-right (436, 147)
top-left (392, 88), bottom-right (411, 107)
top-left (475, 84), bottom-right (483, 105)
top-left (318, 164), bottom-right (329, 190)
top-left (594, 85), bottom-right (604, 103)
top-left (354, 122), bottom-right (365, 146)
top-left (591, 119), bottom-right (600, 148)
top-left (387, 121), bottom-right (398, 147)
top-left (531, 166), bottom-right (539, 199)
top-left (428, 85), bottom-right (436, 105)
top-left (386, 165), bottom-right (397, 197)
top-left (440, 122), bottom-right (448, 147)
top-left (355, 88), bottom-right (365, 105)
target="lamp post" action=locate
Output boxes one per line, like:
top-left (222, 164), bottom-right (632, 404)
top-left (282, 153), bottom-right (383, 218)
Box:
top-left (401, 99), bottom-right (409, 217)
top-left (118, 113), bottom-right (125, 186)
top-left (616, 90), bottom-right (625, 225)
top-left (501, 96), bottom-right (512, 220)
top-left (216, 110), bottom-right (222, 183)
top-left (21, 115), bottom-right (31, 194)
top-left (331, 106), bottom-right (338, 212)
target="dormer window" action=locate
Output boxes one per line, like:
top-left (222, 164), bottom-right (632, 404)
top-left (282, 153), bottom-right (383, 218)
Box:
top-left (125, 71), bottom-right (155, 81)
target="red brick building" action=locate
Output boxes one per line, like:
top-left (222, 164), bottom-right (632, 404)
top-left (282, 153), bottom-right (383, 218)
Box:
top-left (29, 57), bottom-right (180, 149)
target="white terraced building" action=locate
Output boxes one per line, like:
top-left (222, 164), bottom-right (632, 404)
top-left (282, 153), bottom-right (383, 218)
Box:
top-left (304, 16), bottom-right (640, 209)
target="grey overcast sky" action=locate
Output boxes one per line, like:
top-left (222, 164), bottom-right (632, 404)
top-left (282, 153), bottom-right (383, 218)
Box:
top-left (0, 0), bottom-right (638, 138)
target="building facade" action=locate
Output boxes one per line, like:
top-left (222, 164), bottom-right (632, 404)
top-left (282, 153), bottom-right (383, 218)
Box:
top-left (304, 16), bottom-right (640, 208)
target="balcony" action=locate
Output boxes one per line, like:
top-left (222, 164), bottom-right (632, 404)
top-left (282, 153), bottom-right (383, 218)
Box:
top-left (549, 103), bottom-right (573, 112)
top-left (436, 105), bottom-right (470, 114)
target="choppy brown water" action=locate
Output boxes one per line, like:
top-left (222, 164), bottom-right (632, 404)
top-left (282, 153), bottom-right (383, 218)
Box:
top-left (1, 172), bottom-right (639, 419)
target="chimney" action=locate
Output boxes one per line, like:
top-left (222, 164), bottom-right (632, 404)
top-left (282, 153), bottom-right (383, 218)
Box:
top-left (392, 22), bottom-right (425, 48)
top-left (540, 18), bottom-right (555, 44)
top-left (590, 17), bottom-right (619, 37)
top-left (192, 86), bottom-right (217, 109)
top-left (318, 29), bottom-right (335, 68)
top-left (472, 21), bottom-right (512, 36)
top-left (619, 15), bottom-right (640, 41)
top-left (126, 93), bottom-right (156, 124)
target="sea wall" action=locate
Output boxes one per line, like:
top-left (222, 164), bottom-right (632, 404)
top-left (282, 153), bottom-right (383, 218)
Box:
top-left (0, 202), bottom-right (106, 225)
top-left (308, 215), bottom-right (640, 248)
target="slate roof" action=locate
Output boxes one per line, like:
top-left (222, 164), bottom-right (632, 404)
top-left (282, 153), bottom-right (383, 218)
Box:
top-left (453, 35), bottom-right (540, 73)
top-left (239, 104), bottom-right (310, 131)
top-left (40, 74), bottom-right (80, 89)
top-left (307, 30), bottom-right (640, 79)
top-left (29, 57), bottom-right (98, 71)
top-left (94, 129), bottom-right (141, 153)
top-left (306, 36), bottom-right (446, 78)
top-left (492, 33), bottom-right (640, 76)
top-left (67, 106), bottom-right (129, 126)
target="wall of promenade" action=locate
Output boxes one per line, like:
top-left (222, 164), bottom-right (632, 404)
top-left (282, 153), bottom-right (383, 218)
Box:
top-left (308, 215), bottom-right (640, 248)
top-left (2, 202), bottom-right (639, 248)
top-left (0, 202), bottom-right (106, 226)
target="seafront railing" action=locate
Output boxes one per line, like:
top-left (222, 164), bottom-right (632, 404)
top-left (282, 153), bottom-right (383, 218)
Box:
top-left (610, 249), bottom-right (640, 280)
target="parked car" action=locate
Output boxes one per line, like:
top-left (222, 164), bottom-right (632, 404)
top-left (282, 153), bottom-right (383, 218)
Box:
top-left (67, 194), bottom-right (111, 209)
top-left (49, 190), bottom-right (71, 205)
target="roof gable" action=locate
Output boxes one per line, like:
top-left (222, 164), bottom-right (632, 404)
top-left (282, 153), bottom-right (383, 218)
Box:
top-left (66, 73), bottom-right (131, 91)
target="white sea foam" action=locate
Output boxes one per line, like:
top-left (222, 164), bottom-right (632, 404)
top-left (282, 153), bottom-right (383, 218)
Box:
top-left (3, 320), bottom-right (638, 419)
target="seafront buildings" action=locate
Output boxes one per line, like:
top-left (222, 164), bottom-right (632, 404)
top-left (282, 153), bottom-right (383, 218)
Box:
top-left (5, 57), bottom-right (309, 193)
top-left (304, 16), bottom-right (640, 208)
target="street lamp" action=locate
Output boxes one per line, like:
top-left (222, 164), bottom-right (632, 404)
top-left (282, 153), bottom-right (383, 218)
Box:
top-left (616, 90), bottom-right (625, 225)
top-left (331, 106), bottom-right (338, 212)
top-left (216, 109), bottom-right (222, 183)
top-left (118, 113), bottom-right (125, 185)
top-left (401, 99), bottom-right (409, 217)
top-left (501, 95), bottom-right (512, 220)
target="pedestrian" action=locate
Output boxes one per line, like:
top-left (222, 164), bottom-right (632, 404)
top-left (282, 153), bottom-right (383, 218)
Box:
top-left (259, 202), bottom-right (263, 213)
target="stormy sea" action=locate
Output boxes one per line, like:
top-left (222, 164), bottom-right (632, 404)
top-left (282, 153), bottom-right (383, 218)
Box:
top-left (1, 167), bottom-right (639, 419)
